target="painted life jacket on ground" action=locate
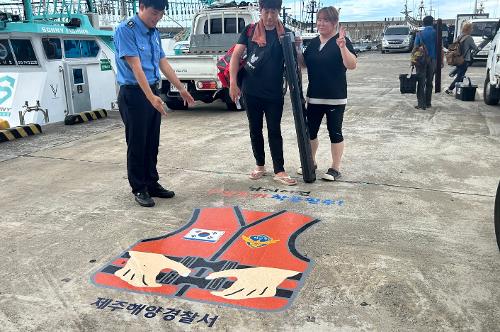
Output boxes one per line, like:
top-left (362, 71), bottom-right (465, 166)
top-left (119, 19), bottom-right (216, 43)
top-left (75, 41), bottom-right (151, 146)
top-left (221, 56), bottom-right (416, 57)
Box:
top-left (92, 206), bottom-right (319, 311)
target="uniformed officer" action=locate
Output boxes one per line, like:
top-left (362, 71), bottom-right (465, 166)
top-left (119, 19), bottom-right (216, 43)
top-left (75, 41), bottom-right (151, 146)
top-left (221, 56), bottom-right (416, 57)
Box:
top-left (115, 0), bottom-right (194, 207)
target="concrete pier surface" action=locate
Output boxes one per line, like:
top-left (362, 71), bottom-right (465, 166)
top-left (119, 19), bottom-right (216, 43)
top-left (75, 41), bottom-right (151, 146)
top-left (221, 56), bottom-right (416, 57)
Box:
top-left (0, 52), bottom-right (499, 331)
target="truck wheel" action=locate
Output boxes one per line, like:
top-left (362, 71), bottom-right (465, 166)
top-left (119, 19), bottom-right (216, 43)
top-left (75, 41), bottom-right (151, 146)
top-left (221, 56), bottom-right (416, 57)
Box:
top-left (165, 97), bottom-right (188, 110)
top-left (484, 71), bottom-right (499, 105)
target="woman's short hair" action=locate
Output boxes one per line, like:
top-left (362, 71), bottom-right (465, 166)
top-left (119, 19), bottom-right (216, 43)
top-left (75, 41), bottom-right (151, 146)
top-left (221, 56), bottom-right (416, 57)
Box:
top-left (462, 22), bottom-right (473, 34)
top-left (259, 0), bottom-right (282, 10)
top-left (317, 6), bottom-right (339, 23)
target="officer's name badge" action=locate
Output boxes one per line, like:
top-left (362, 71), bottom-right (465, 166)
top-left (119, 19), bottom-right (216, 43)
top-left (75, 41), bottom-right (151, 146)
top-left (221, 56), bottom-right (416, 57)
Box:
top-left (184, 228), bottom-right (225, 243)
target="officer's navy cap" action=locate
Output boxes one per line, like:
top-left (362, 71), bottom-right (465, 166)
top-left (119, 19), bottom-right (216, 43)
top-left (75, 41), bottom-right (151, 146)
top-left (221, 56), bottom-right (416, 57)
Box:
top-left (139, 0), bottom-right (167, 11)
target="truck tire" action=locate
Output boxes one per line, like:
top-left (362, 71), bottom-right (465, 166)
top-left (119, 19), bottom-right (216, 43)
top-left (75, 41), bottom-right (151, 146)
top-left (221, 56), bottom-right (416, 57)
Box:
top-left (484, 71), bottom-right (499, 105)
top-left (165, 96), bottom-right (188, 110)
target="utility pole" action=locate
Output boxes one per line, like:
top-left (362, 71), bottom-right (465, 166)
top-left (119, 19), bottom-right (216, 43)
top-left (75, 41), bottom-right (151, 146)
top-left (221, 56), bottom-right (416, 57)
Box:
top-left (435, 18), bottom-right (442, 93)
top-left (418, 0), bottom-right (425, 21)
top-left (307, 0), bottom-right (317, 33)
top-left (478, 1), bottom-right (485, 14)
top-left (282, 6), bottom-right (290, 27)
top-left (119, 0), bottom-right (127, 21)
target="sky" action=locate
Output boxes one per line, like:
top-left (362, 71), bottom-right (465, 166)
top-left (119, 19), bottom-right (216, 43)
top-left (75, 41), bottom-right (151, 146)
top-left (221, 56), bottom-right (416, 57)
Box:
top-left (282, 0), bottom-right (500, 22)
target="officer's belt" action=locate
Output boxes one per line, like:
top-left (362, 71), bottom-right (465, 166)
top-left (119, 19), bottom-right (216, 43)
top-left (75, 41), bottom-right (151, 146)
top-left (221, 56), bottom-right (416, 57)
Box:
top-left (122, 82), bottom-right (160, 89)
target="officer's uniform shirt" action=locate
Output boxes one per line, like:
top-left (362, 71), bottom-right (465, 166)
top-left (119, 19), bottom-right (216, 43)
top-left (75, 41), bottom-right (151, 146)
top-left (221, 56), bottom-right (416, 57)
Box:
top-left (114, 15), bottom-right (165, 86)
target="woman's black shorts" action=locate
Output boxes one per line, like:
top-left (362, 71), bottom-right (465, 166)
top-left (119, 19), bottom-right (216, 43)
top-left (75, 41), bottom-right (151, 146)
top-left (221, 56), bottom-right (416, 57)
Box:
top-left (306, 103), bottom-right (346, 143)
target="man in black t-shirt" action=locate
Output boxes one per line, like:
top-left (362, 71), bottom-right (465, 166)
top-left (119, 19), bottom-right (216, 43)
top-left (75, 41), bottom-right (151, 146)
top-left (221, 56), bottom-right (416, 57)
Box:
top-left (229, 0), bottom-right (297, 186)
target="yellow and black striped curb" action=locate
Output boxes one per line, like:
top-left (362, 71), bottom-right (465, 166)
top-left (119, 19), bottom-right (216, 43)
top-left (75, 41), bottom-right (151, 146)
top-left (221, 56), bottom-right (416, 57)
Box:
top-left (64, 109), bottom-right (108, 125)
top-left (0, 124), bottom-right (42, 143)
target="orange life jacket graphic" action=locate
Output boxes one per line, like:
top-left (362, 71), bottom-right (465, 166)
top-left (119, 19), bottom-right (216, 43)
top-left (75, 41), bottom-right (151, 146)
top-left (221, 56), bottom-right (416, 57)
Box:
top-left (91, 206), bottom-right (319, 311)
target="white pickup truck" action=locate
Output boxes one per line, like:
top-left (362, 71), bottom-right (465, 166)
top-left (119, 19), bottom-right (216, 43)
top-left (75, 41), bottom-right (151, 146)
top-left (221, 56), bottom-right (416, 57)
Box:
top-left (160, 2), bottom-right (260, 111)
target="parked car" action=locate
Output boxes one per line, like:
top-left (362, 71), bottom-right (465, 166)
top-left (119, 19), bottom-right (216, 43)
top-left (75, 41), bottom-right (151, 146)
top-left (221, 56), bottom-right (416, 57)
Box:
top-left (381, 25), bottom-right (414, 53)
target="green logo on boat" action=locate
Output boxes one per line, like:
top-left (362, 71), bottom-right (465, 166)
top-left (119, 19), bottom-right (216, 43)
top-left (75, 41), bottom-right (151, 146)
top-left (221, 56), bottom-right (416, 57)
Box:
top-left (0, 75), bottom-right (15, 106)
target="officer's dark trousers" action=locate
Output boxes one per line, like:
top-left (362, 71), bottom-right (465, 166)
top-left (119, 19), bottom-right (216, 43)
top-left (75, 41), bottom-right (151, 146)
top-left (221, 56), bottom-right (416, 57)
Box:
top-left (118, 85), bottom-right (161, 194)
top-left (244, 95), bottom-right (285, 174)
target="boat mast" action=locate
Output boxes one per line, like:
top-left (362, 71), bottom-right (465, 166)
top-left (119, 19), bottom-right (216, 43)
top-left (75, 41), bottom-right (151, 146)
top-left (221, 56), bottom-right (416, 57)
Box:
top-left (23, 0), bottom-right (34, 21)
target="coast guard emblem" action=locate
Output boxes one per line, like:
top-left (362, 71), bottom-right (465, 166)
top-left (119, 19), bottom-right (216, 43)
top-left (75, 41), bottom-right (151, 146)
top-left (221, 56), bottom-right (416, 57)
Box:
top-left (242, 234), bottom-right (279, 248)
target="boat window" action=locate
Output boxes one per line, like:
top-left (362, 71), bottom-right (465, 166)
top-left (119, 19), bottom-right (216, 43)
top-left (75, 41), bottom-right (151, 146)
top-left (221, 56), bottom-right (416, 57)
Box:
top-left (64, 39), bottom-right (100, 58)
top-left (0, 39), bottom-right (16, 66)
top-left (10, 39), bottom-right (39, 66)
top-left (73, 68), bottom-right (84, 84)
top-left (42, 38), bottom-right (62, 60)
top-left (64, 40), bottom-right (81, 58)
top-left (80, 40), bottom-right (100, 57)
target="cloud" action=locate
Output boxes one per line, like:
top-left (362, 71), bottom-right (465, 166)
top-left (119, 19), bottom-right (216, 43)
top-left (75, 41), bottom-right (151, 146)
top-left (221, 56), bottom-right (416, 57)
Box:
top-left (283, 0), bottom-right (499, 21)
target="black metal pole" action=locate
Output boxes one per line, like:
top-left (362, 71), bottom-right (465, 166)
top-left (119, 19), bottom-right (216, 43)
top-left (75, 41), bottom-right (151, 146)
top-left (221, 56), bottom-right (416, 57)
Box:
top-left (435, 18), bottom-right (442, 93)
top-left (281, 33), bottom-right (316, 183)
top-left (495, 181), bottom-right (500, 251)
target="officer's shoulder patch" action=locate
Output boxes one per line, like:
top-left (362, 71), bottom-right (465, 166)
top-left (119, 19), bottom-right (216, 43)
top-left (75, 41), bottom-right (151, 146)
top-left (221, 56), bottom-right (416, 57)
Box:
top-left (127, 20), bottom-right (135, 28)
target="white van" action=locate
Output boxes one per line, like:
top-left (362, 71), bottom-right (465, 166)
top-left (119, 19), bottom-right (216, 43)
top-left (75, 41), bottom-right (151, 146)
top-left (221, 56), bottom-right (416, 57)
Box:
top-left (466, 18), bottom-right (498, 61)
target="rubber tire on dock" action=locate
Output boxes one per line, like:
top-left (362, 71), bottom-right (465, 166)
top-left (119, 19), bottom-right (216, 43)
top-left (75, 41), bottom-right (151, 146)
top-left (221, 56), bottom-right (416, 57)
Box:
top-left (281, 32), bottom-right (316, 183)
top-left (495, 181), bottom-right (500, 251)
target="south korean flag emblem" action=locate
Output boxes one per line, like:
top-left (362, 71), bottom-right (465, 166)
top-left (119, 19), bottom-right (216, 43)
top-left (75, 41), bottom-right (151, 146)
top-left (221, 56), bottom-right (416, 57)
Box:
top-left (184, 228), bottom-right (225, 243)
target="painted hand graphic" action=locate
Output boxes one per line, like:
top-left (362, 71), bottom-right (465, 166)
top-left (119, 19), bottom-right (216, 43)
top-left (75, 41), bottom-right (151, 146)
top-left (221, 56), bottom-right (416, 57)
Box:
top-left (114, 251), bottom-right (191, 288)
top-left (205, 267), bottom-right (299, 300)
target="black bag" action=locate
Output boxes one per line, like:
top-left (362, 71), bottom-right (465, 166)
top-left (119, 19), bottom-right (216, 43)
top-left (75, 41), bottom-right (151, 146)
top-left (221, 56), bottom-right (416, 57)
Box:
top-left (399, 66), bottom-right (417, 94)
top-left (244, 36), bottom-right (277, 75)
top-left (455, 77), bottom-right (477, 101)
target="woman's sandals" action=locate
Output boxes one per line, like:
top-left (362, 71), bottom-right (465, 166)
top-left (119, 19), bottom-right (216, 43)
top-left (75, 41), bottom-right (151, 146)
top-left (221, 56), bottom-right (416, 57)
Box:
top-left (273, 174), bottom-right (297, 186)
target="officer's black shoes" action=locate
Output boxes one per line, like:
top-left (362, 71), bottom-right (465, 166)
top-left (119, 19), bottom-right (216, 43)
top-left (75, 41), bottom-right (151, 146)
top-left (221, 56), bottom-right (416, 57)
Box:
top-left (134, 191), bottom-right (155, 207)
top-left (148, 183), bottom-right (175, 199)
